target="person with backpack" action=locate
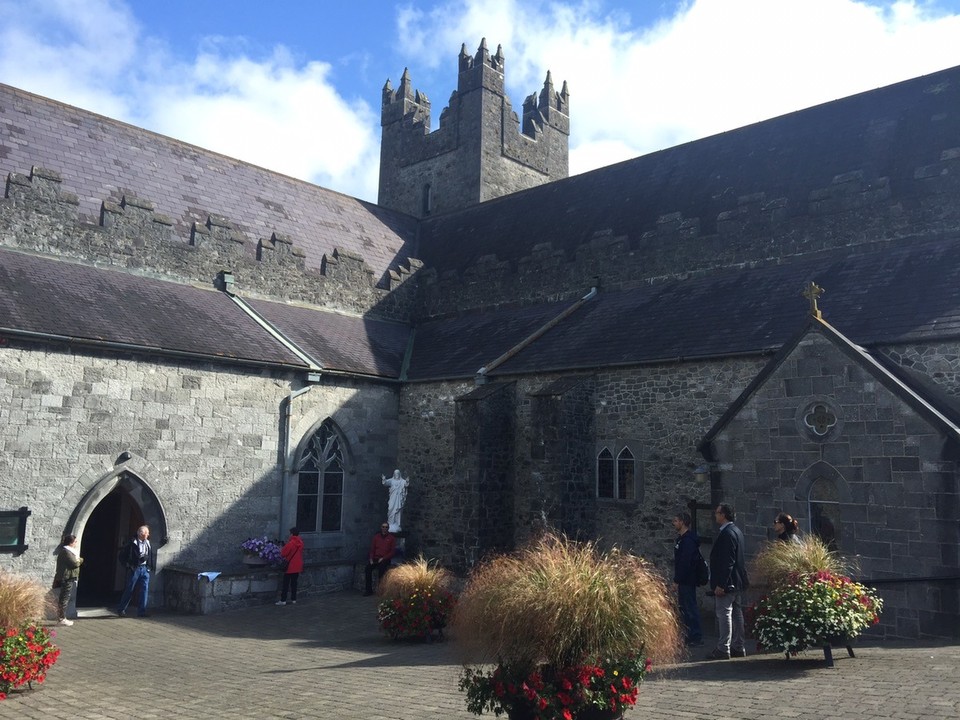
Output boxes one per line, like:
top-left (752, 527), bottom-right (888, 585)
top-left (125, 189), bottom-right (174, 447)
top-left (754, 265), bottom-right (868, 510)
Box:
top-left (672, 511), bottom-right (704, 647)
top-left (117, 525), bottom-right (152, 617)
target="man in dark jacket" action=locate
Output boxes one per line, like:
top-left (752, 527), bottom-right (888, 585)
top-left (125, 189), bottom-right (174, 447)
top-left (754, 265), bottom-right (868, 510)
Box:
top-left (117, 525), bottom-right (152, 617)
top-left (672, 511), bottom-right (702, 646)
top-left (707, 504), bottom-right (749, 659)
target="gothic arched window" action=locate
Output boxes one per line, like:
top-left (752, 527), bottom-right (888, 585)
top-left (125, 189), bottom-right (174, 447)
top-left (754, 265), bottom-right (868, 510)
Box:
top-left (617, 447), bottom-right (635, 500)
top-left (597, 447), bottom-right (614, 498)
top-left (295, 421), bottom-right (344, 533)
top-left (808, 476), bottom-right (840, 551)
top-left (597, 445), bottom-right (640, 500)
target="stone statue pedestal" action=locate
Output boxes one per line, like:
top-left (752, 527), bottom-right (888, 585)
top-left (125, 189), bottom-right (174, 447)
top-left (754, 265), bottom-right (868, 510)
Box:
top-left (391, 531), bottom-right (408, 565)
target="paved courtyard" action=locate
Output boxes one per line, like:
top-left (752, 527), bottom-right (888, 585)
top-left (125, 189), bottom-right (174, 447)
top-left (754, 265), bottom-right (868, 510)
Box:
top-left (4, 590), bottom-right (958, 719)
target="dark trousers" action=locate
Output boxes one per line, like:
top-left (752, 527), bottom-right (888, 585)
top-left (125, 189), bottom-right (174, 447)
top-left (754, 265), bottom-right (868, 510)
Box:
top-left (57, 579), bottom-right (76, 620)
top-left (677, 583), bottom-right (702, 643)
top-left (280, 573), bottom-right (299, 602)
top-left (364, 560), bottom-right (390, 593)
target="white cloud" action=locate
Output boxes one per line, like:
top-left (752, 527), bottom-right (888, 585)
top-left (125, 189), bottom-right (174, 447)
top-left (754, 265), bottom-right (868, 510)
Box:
top-left (402, 0), bottom-right (960, 176)
top-left (2, 0), bottom-right (959, 200)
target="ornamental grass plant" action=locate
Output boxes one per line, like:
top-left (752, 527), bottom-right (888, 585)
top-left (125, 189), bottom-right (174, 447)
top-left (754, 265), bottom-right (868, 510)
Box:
top-left (749, 534), bottom-right (848, 589)
top-left (377, 556), bottom-right (457, 640)
top-left (0, 569), bottom-right (48, 628)
top-left (453, 532), bottom-right (681, 719)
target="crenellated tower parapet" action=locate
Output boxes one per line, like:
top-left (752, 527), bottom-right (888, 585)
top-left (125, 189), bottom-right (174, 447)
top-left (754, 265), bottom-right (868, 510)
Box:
top-left (378, 40), bottom-right (569, 219)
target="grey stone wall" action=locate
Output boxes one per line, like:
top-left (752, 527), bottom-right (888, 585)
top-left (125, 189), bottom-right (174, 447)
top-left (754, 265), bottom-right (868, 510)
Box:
top-left (0, 340), bottom-right (400, 605)
top-left (2, 168), bottom-right (419, 321)
top-left (710, 332), bottom-right (960, 640)
top-left (398, 359), bottom-right (763, 576)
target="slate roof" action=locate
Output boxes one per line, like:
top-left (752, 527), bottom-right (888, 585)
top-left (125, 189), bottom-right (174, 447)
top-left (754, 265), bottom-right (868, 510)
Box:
top-left (416, 64), bottom-right (960, 275)
top-left (247, 298), bottom-right (409, 378)
top-left (0, 248), bottom-right (306, 367)
top-left (0, 84), bottom-right (418, 285)
top-left (407, 234), bottom-right (960, 381)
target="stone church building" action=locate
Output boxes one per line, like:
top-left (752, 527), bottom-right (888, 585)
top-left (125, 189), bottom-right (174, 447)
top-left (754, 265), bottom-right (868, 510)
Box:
top-left (1, 40), bottom-right (958, 638)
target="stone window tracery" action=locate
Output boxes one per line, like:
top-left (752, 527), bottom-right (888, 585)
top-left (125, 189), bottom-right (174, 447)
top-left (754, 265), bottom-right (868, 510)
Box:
top-left (597, 444), bottom-right (640, 501)
top-left (296, 420), bottom-right (344, 533)
top-left (797, 398), bottom-right (842, 442)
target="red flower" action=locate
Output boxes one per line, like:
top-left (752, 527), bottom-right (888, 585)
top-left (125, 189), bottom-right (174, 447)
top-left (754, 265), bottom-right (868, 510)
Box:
top-left (562, 710), bottom-right (573, 720)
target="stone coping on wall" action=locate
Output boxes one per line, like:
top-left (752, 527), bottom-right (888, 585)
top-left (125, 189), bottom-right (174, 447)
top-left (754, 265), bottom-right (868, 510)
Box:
top-left (162, 561), bottom-right (356, 615)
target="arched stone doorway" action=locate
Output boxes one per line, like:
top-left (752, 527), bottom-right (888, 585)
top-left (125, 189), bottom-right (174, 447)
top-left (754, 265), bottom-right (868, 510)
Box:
top-left (65, 464), bottom-right (168, 609)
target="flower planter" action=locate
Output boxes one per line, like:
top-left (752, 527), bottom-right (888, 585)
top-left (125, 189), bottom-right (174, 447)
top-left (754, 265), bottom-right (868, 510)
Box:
top-left (242, 554), bottom-right (269, 566)
top-left (506, 706), bottom-right (622, 720)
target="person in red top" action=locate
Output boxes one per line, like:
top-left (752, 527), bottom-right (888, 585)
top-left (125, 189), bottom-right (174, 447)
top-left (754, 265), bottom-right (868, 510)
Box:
top-left (364, 521), bottom-right (396, 596)
top-left (276, 527), bottom-right (304, 606)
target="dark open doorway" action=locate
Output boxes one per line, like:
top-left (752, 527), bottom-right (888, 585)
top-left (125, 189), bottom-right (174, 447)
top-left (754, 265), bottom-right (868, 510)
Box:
top-left (77, 485), bottom-right (144, 607)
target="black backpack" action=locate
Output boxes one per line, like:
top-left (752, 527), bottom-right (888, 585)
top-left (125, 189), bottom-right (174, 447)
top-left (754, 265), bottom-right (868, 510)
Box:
top-left (694, 551), bottom-right (709, 587)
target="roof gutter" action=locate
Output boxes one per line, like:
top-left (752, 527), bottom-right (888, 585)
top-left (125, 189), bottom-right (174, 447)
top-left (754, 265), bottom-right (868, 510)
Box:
top-left (476, 285), bottom-right (598, 384)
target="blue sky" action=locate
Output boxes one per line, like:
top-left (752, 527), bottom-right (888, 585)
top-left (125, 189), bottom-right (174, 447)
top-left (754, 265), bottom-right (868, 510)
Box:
top-left (2, 0), bottom-right (960, 202)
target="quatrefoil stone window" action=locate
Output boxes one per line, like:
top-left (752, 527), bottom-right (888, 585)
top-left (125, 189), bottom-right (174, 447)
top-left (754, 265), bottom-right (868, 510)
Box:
top-left (804, 404), bottom-right (837, 436)
top-left (797, 399), bottom-right (841, 441)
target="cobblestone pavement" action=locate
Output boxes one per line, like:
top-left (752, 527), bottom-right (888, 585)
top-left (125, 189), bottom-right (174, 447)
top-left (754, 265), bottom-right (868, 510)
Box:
top-left (4, 591), bottom-right (958, 720)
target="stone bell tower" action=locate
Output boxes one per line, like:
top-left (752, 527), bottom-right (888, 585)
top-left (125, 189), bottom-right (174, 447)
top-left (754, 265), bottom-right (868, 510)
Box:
top-left (378, 39), bottom-right (570, 219)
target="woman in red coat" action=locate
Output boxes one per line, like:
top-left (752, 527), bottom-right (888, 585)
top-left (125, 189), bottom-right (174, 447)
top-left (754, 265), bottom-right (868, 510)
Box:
top-left (276, 527), bottom-right (304, 606)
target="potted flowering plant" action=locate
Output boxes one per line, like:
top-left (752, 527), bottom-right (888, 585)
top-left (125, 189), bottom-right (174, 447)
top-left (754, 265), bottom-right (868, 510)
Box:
top-left (0, 569), bottom-right (61, 701)
top-left (239, 537), bottom-right (284, 566)
top-left (751, 536), bottom-right (883, 655)
top-left (453, 532), bottom-right (681, 720)
top-left (377, 556), bottom-right (457, 641)
top-left (0, 624), bottom-right (61, 699)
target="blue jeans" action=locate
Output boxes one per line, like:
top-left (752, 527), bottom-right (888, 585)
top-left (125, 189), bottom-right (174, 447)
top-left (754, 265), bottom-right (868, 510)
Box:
top-left (677, 584), bottom-right (702, 643)
top-left (118, 565), bottom-right (150, 615)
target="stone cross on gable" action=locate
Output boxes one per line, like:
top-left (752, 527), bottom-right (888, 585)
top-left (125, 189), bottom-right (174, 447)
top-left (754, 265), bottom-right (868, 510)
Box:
top-left (802, 281), bottom-right (824, 319)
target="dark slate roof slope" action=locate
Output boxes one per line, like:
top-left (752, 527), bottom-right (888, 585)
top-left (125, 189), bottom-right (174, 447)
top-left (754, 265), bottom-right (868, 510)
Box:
top-left (417, 64), bottom-right (960, 275)
top-left (0, 248), bottom-right (306, 368)
top-left (406, 300), bottom-right (573, 380)
top-left (247, 298), bottom-right (410, 378)
top-left (408, 234), bottom-right (960, 380)
top-left (0, 85), bottom-right (417, 284)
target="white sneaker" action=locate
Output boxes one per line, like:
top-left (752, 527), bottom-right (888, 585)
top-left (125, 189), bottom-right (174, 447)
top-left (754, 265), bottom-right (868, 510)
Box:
top-left (290, 601), bottom-right (297, 605)
top-left (58, 618), bottom-right (74, 626)
top-left (275, 601), bottom-right (286, 606)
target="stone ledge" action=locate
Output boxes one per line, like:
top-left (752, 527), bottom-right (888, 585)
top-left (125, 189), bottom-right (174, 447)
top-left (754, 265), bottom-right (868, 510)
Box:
top-left (162, 561), bottom-right (356, 614)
